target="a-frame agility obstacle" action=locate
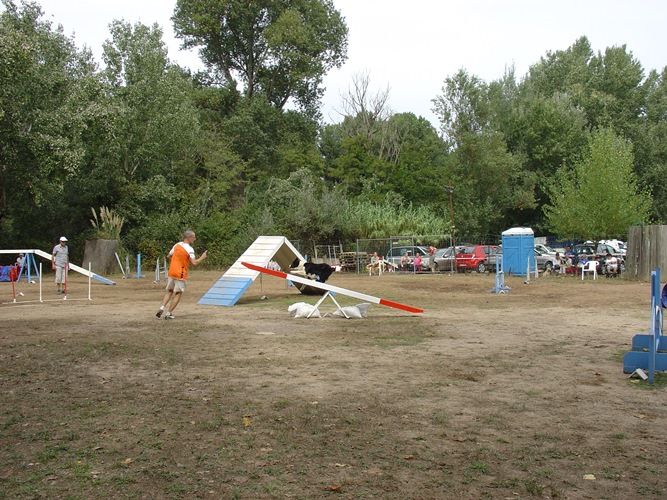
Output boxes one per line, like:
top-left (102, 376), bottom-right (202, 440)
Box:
top-left (199, 236), bottom-right (305, 306)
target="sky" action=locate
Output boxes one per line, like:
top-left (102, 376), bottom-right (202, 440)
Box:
top-left (26, 0), bottom-right (667, 127)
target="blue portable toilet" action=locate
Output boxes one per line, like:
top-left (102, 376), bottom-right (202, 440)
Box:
top-left (501, 227), bottom-right (536, 277)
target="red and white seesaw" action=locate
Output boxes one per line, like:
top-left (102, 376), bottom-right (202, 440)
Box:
top-left (241, 262), bottom-right (424, 315)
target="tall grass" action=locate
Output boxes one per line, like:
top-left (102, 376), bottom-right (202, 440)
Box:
top-left (90, 206), bottom-right (124, 240)
top-left (345, 196), bottom-right (449, 239)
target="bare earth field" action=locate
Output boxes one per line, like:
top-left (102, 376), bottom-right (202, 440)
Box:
top-left (1, 269), bottom-right (666, 499)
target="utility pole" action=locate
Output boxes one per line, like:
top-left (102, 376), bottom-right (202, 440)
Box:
top-left (444, 185), bottom-right (455, 251)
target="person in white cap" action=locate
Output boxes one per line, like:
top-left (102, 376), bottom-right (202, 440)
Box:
top-left (52, 236), bottom-right (69, 294)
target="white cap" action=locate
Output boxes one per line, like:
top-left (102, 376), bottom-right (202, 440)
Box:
top-left (60, 236), bottom-right (68, 242)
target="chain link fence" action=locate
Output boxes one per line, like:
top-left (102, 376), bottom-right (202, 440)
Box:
top-left (312, 243), bottom-right (344, 265)
top-left (349, 234), bottom-right (501, 274)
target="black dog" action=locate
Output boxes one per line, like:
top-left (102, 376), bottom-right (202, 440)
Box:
top-left (290, 258), bottom-right (337, 283)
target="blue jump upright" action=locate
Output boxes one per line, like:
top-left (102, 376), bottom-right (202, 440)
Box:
top-left (623, 268), bottom-right (666, 384)
top-left (490, 255), bottom-right (511, 294)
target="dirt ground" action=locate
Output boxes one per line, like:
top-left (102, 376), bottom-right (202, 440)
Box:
top-left (1, 268), bottom-right (666, 499)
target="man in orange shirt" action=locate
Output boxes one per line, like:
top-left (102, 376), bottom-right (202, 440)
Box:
top-left (156, 230), bottom-right (207, 319)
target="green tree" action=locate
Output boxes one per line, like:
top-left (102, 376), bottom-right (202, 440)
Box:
top-left (544, 128), bottom-right (650, 239)
top-left (432, 70), bottom-right (536, 236)
top-left (630, 67), bottom-right (667, 223)
top-left (0, 0), bottom-right (99, 248)
top-left (96, 21), bottom-right (202, 223)
top-left (432, 69), bottom-right (490, 146)
top-left (172, 0), bottom-right (348, 113)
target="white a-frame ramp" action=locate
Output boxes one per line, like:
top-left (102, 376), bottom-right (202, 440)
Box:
top-left (198, 236), bottom-right (304, 307)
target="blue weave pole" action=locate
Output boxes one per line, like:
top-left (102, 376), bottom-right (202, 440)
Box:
top-left (135, 253), bottom-right (145, 279)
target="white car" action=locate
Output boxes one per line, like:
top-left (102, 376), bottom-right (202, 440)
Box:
top-left (535, 243), bottom-right (557, 256)
top-left (598, 239), bottom-right (626, 256)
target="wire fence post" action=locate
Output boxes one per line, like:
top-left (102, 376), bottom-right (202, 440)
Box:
top-left (355, 239), bottom-right (359, 275)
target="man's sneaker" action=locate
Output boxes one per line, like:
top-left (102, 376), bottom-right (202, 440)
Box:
top-left (155, 309), bottom-right (163, 319)
top-left (164, 312), bottom-right (175, 320)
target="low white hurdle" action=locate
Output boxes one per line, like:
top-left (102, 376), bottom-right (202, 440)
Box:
top-left (153, 256), bottom-right (168, 283)
top-left (3, 262), bottom-right (93, 305)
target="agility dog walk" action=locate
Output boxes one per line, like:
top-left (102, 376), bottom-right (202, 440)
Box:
top-left (241, 261), bottom-right (424, 314)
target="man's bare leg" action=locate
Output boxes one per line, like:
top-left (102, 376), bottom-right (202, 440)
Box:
top-left (166, 292), bottom-right (183, 316)
top-left (156, 291), bottom-right (173, 318)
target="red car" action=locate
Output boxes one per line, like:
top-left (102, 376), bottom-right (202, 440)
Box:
top-left (455, 245), bottom-right (499, 273)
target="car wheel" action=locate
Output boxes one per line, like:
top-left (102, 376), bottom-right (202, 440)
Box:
top-left (477, 262), bottom-right (486, 273)
top-left (544, 262), bottom-right (553, 273)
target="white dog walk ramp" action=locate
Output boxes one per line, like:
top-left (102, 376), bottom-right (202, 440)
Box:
top-left (198, 236), bottom-right (305, 307)
top-left (241, 262), bottom-right (424, 314)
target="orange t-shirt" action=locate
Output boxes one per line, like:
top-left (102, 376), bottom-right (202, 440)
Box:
top-left (168, 242), bottom-right (195, 280)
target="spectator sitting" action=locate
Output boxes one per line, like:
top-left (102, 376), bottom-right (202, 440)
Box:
top-left (554, 252), bottom-right (562, 274)
top-left (367, 252), bottom-right (384, 275)
top-left (400, 252), bottom-right (412, 271)
top-left (605, 251), bottom-right (619, 276)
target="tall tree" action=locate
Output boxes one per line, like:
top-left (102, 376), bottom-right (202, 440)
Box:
top-left (544, 128), bottom-right (650, 239)
top-left (172, 0), bottom-right (348, 113)
top-left (0, 0), bottom-right (98, 246)
top-left (624, 66), bottom-right (667, 223)
top-left (432, 69), bottom-right (536, 236)
top-left (432, 69), bottom-right (491, 147)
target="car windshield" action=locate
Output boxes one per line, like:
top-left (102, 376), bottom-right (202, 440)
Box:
top-left (435, 248), bottom-right (452, 257)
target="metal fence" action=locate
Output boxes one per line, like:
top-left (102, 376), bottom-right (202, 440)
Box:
top-left (312, 243), bottom-right (344, 265)
top-left (351, 234), bottom-right (501, 274)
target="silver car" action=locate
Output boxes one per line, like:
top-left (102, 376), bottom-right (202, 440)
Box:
top-left (432, 247), bottom-right (455, 271)
top-left (534, 248), bottom-right (559, 272)
top-left (385, 245), bottom-right (430, 271)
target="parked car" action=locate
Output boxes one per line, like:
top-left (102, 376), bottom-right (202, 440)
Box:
top-left (535, 243), bottom-right (557, 256)
top-left (534, 248), bottom-right (559, 272)
top-left (572, 243), bottom-right (596, 264)
top-left (485, 245), bottom-right (502, 271)
top-left (597, 241), bottom-right (626, 257)
top-left (494, 247), bottom-right (558, 273)
top-left (455, 245), bottom-right (499, 273)
top-left (385, 245), bottom-right (430, 271)
top-left (593, 242), bottom-right (625, 275)
top-left (432, 247), bottom-right (457, 271)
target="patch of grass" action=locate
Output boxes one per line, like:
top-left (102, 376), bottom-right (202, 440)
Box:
top-left (431, 411), bottom-right (448, 426)
top-left (39, 444), bottom-right (69, 462)
top-left (109, 474), bottom-right (137, 486)
top-left (273, 399), bottom-right (290, 410)
top-left (629, 372), bottom-right (667, 389)
top-left (469, 460), bottom-right (489, 474)
top-left (536, 467), bottom-right (553, 478)
top-left (165, 482), bottom-right (189, 495)
top-left (533, 432), bottom-right (561, 443)
top-left (1, 414), bottom-right (21, 431)
top-left (610, 349), bottom-right (627, 362)
top-left (374, 334), bottom-right (426, 348)
top-left (491, 477), bottom-right (520, 489)
top-left (524, 478), bottom-right (544, 496)
top-left (28, 430), bottom-right (51, 442)
top-left (601, 466), bottom-right (622, 481)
